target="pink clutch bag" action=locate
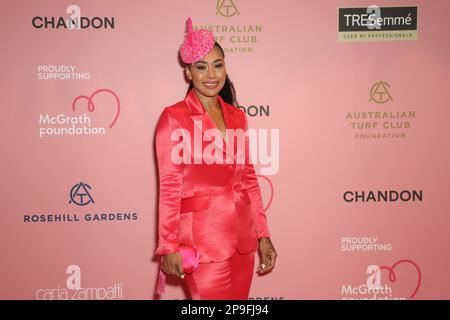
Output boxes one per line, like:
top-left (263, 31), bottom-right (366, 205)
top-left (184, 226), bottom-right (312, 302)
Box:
top-left (155, 246), bottom-right (199, 295)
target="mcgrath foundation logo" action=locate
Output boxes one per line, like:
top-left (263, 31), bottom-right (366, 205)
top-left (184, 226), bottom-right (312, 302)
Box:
top-left (35, 265), bottom-right (123, 300)
top-left (32, 4), bottom-right (115, 30)
top-left (341, 259), bottom-right (421, 299)
top-left (338, 5), bottom-right (418, 42)
top-left (72, 88), bottom-right (121, 128)
top-left (375, 260), bottom-right (421, 298)
top-left (216, 0), bottom-right (240, 17)
top-left (369, 81), bottom-right (393, 104)
top-left (38, 88), bottom-right (120, 138)
top-left (69, 181), bottom-right (94, 206)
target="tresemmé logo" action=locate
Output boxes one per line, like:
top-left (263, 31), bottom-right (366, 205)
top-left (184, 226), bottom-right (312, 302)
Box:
top-left (338, 5), bottom-right (418, 42)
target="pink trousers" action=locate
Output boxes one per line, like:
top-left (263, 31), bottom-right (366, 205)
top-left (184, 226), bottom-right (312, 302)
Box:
top-left (184, 250), bottom-right (256, 300)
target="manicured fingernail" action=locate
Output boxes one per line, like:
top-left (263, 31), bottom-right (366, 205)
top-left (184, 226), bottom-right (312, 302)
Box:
top-left (261, 264), bottom-right (266, 268)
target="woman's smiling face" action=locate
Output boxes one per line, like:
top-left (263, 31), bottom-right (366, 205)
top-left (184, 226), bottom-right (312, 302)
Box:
top-left (185, 45), bottom-right (227, 98)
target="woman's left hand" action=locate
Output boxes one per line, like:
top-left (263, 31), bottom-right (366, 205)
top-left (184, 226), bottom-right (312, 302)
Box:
top-left (257, 237), bottom-right (277, 274)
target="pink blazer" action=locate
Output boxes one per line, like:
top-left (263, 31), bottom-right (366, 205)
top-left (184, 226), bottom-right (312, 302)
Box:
top-left (154, 88), bottom-right (270, 263)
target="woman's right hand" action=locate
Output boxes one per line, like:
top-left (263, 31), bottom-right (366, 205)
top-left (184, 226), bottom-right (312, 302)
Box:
top-left (162, 252), bottom-right (185, 279)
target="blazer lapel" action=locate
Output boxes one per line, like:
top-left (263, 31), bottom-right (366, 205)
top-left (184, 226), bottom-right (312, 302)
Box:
top-left (185, 88), bottom-right (238, 161)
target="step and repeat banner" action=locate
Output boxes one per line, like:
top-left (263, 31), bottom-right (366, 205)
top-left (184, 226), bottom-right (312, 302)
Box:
top-left (1, 0), bottom-right (449, 300)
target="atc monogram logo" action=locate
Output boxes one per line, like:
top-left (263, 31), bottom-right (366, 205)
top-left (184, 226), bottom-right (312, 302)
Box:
top-left (369, 81), bottom-right (393, 104)
top-left (216, 0), bottom-right (240, 17)
top-left (69, 182), bottom-right (94, 206)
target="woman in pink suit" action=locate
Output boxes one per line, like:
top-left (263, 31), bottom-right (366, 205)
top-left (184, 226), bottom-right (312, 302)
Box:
top-left (155, 17), bottom-right (277, 300)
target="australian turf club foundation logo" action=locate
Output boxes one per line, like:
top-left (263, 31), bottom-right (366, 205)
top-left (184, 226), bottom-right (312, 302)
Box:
top-left (35, 265), bottom-right (123, 300)
top-left (345, 80), bottom-right (417, 140)
top-left (188, 0), bottom-right (264, 54)
top-left (341, 259), bottom-right (421, 299)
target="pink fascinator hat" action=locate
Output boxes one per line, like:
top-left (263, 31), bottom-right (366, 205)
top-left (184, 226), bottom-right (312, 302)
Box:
top-left (179, 17), bottom-right (215, 64)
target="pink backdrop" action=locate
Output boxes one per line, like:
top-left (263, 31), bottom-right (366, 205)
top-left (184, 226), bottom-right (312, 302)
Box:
top-left (1, 0), bottom-right (449, 299)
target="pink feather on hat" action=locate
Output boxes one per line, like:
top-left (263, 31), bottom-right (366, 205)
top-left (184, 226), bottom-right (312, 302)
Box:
top-left (179, 17), bottom-right (215, 64)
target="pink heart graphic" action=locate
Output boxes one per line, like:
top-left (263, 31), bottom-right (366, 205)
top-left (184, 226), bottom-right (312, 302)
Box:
top-left (256, 175), bottom-right (274, 212)
top-left (379, 259), bottom-right (422, 299)
top-left (72, 88), bottom-right (120, 128)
